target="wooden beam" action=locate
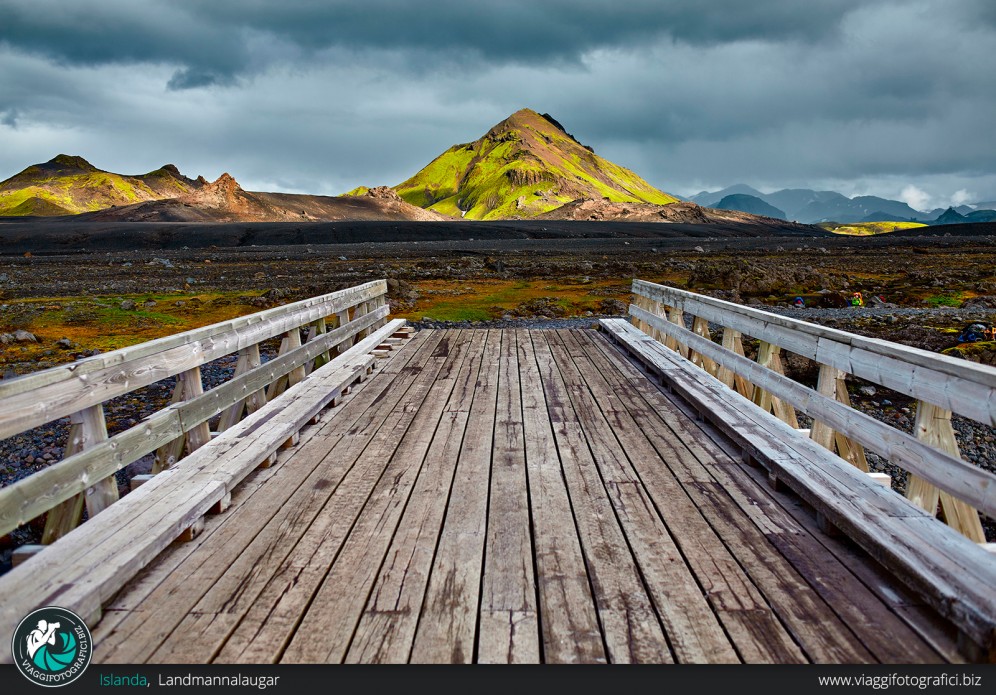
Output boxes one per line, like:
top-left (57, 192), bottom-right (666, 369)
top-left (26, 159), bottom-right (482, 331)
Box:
top-left (632, 279), bottom-right (996, 425)
top-left (0, 280), bottom-right (388, 439)
top-left (907, 402), bottom-right (986, 542)
top-left (42, 404), bottom-right (113, 543)
top-left (600, 317), bottom-right (996, 654)
top-left (688, 316), bottom-right (718, 376)
top-left (628, 304), bottom-right (996, 519)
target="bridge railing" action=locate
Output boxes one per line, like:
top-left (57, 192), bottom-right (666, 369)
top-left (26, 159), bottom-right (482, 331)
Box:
top-left (0, 280), bottom-right (389, 542)
top-left (629, 278), bottom-right (996, 543)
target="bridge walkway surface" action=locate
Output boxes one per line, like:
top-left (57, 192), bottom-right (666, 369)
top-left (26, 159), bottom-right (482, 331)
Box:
top-left (86, 328), bottom-right (960, 664)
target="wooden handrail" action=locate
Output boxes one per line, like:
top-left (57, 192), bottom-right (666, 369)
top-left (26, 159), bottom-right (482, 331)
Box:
top-left (0, 280), bottom-right (387, 439)
top-left (633, 279), bottom-right (996, 424)
top-left (0, 280), bottom-right (391, 541)
top-left (630, 279), bottom-right (995, 541)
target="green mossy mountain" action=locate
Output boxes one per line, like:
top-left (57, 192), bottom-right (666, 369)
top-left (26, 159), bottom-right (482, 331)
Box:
top-left (394, 108), bottom-right (678, 220)
top-left (0, 155), bottom-right (199, 216)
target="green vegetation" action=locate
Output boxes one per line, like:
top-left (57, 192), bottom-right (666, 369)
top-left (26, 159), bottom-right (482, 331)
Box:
top-left (924, 292), bottom-right (964, 307)
top-left (395, 278), bottom-right (628, 322)
top-left (820, 221), bottom-right (927, 236)
top-left (342, 186), bottom-right (370, 197)
top-left (0, 155), bottom-right (194, 216)
top-left (394, 108), bottom-right (678, 220)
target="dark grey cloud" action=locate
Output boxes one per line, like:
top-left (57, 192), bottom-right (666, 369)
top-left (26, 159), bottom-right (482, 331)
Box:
top-left (1, 0), bottom-right (868, 89)
top-left (0, 0), bottom-right (994, 210)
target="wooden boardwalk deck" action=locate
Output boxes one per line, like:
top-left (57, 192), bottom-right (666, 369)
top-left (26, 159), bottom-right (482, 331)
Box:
top-left (88, 329), bottom-right (960, 664)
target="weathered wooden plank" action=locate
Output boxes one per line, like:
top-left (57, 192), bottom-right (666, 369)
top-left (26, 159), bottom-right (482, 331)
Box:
top-left (204, 331), bottom-right (455, 664)
top-left (344, 331), bottom-right (486, 663)
top-left (907, 402), bottom-right (986, 542)
top-left (0, 308), bottom-right (391, 538)
top-left (601, 318), bottom-right (996, 654)
top-left (560, 331), bottom-right (842, 663)
top-left (0, 281), bottom-right (388, 438)
top-left (217, 344), bottom-right (263, 431)
top-left (96, 327), bottom-right (433, 664)
top-left (544, 333), bottom-right (738, 663)
top-left (515, 330), bottom-right (605, 664)
top-left (628, 304), bottom-right (996, 518)
top-left (588, 327), bottom-right (946, 663)
top-left (41, 405), bottom-right (113, 542)
top-left (688, 316), bottom-right (719, 376)
top-left (531, 333), bottom-right (674, 663)
top-left (410, 331), bottom-right (501, 663)
top-left (0, 320), bottom-right (408, 662)
top-left (633, 279), bottom-right (996, 425)
top-left (478, 330), bottom-right (540, 664)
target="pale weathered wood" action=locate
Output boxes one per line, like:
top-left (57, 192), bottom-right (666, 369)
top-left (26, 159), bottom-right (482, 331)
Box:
top-left (345, 331), bottom-right (486, 663)
top-left (0, 280), bottom-right (388, 438)
top-left (556, 331), bottom-right (832, 663)
top-left (584, 328), bottom-right (946, 663)
top-left (217, 345), bottom-right (263, 431)
top-left (478, 330), bottom-right (540, 663)
top-left (78, 404), bottom-right (118, 519)
top-left (601, 318), bottom-right (996, 654)
top-left (42, 405), bottom-right (115, 542)
top-left (544, 332), bottom-right (739, 663)
top-left (212, 331), bottom-right (457, 664)
top-left (515, 330), bottom-right (605, 663)
top-left (98, 325), bottom-right (430, 665)
top-left (41, 411), bottom-right (92, 544)
top-left (0, 320), bottom-right (408, 663)
top-left (718, 328), bottom-right (753, 397)
top-left (529, 332), bottom-right (674, 663)
top-left (628, 304), bottom-right (996, 519)
top-left (752, 341), bottom-right (800, 428)
top-left (688, 316), bottom-right (719, 376)
top-left (0, 310), bottom-right (392, 539)
top-left (411, 331), bottom-right (501, 663)
top-left (667, 305), bottom-right (689, 358)
top-left (907, 402), bottom-right (986, 542)
top-left (632, 279), bottom-right (996, 425)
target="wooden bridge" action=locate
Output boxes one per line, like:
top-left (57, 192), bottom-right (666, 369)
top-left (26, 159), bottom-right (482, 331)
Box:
top-left (0, 279), bottom-right (994, 664)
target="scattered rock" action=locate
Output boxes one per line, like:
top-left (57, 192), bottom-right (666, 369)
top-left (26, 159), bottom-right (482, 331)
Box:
top-left (859, 386), bottom-right (877, 397)
top-left (119, 299), bottom-right (136, 311)
top-left (13, 330), bottom-right (37, 343)
top-left (56, 338), bottom-right (74, 349)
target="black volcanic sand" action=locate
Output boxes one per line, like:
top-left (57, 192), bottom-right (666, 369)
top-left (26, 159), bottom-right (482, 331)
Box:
top-left (0, 218), bottom-right (831, 255)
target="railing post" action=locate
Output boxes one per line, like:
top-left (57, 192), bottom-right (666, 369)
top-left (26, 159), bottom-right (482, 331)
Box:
top-left (42, 404), bottom-right (113, 543)
top-left (218, 343), bottom-right (266, 432)
top-left (810, 365), bottom-right (869, 471)
top-left (666, 305), bottom-right (688, 358)
top-left (907, 401), bottom-right (985, 542)
top-left (688, 317), bottom-right (718, 376)
top-left (752, 342), bottom-right (799, 428)
top-left (718, 328), bottom-right (753, 397)
top-left (153, 367), bottom-right (210, 473)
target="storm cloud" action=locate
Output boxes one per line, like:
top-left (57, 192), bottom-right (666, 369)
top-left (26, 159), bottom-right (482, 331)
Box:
top-left (1, 0), bottom-right (994, 208)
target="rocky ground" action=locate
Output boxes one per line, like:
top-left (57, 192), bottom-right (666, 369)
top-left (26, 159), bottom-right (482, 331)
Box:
top-left (1, 227), bottom-right (995, 563)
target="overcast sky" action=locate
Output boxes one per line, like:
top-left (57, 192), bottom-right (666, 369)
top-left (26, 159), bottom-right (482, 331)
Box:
top-left (2, 0), bottom-right (995, 210)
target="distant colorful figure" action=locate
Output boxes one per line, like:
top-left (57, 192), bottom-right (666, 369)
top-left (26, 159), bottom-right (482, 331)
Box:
top-left (792, 296), bottom-right (805, 309)
top-left (958, 322), bottom-right (995, 343)
top-left (850, 292), bottom-right (864, 307)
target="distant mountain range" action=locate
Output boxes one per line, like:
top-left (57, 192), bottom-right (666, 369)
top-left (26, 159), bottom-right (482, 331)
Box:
top-left (0, 110), bottom-right (810, 231)
top-left (690, 185), bottom-right (996, 224)
top-left (394, 108), bottom-right (678, 220)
